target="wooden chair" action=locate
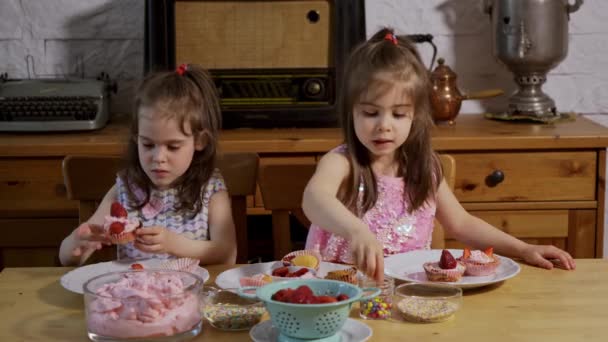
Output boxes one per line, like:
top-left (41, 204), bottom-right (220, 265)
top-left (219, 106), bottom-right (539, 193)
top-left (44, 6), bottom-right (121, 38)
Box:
top-left (257, 159), bottom-right (317, 260)
top-left (257, 154), bottom-right (456, 259)
top-left (62, 152), bottom-right (259, 263)
top-left (63, 155), bottom-right (123, 262)
top-left (216, 152), bottom-right (259, 263)
top-left (431, 154), bottom-right (456, 249)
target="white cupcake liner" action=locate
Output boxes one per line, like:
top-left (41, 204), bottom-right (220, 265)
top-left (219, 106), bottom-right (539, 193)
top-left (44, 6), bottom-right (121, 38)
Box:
top-left (159, 257), bottom-right (199, 273)
top-left (281, 249), bottom-right (322, 270)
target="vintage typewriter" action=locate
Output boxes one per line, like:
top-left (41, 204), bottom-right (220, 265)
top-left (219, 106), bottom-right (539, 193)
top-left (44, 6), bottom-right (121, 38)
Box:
top-left (0, 76), bottom-right (113, 132)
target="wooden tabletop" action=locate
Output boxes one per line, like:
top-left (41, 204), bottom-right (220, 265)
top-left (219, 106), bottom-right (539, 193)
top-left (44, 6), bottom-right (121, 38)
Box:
top-left (0, 260), bottom-right (606, 341)
top-left (2, 114), bottom-right (608, 157)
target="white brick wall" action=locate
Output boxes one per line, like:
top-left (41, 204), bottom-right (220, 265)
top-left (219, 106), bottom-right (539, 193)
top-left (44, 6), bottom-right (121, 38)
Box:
top-left (1, 0), bottom-right (607, 255)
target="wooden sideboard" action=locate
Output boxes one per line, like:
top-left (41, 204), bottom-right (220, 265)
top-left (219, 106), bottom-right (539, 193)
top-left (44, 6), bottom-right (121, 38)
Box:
top-left (1, 114), bottom-right (607, 267)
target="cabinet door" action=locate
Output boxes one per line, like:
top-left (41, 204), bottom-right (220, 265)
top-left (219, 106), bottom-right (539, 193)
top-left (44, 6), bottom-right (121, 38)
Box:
top-left (453, 152), bottom-right (596, 202)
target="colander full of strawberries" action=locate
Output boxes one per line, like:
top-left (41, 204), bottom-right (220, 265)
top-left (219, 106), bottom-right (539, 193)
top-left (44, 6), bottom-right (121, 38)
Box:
top-left (239, 279), bottom-right (380, 340)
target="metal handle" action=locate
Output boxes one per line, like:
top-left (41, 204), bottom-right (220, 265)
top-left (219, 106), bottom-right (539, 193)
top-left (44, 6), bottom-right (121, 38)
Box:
top-left (485, 170), bottom-right (505, 187)
top-left (567, 0), bottom-right (583, 13)
top-left (483, 0), bottom-right (493, 17)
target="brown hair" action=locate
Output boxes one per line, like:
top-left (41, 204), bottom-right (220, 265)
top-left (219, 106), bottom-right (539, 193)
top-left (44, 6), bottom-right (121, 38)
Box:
top-left (338, 28), bottom-right (442, 215)
top-left (122, 64), bottom-right (222, 215)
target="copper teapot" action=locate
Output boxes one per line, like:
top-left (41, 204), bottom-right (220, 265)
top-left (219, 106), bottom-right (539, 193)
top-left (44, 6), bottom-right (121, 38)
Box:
top-left (430, 58), bottom-right (503, 124)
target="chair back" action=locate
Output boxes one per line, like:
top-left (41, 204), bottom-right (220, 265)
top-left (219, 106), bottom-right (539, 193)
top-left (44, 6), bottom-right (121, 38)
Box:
top-left (216, 152), bottom-right (259, 263)
top-left (63, 152), bottom-right (259, 263)
top-left (257, 159), bottom-right (316, 259)
top-left (257, 154), bottom-right (456, 258)
top-left (431, 154), bottom-right (456, 249)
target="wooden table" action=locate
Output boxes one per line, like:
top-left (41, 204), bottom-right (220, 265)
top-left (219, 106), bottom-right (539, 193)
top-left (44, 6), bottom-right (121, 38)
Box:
top-left (0, 261), bottom-right (606, 341)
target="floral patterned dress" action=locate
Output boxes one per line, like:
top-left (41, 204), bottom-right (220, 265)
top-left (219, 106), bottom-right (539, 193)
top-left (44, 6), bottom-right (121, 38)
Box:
top-left (115, 169), bottom-right (226, 260)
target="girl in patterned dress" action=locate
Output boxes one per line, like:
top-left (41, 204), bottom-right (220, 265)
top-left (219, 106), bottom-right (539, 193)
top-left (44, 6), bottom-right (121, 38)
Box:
top-left (60, 64), bottom-right (236, 266)
top-left (302, 28), bottom-right (575, 282)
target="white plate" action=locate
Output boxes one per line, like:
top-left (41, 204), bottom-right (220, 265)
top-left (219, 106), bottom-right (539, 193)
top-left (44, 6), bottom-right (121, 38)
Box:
top-left (60, 259), bottom-right (210, 294)
top-left (250, 318), bottom-right (372, 342)
top-left (215, 261), bottom-right (360, 289)
top-left (384, 249), bottom-right (521, 289)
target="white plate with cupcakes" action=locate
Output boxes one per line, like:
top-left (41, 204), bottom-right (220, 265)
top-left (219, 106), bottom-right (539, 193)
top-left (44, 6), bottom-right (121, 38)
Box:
top-left (384, 248), bottom-right (521, 289)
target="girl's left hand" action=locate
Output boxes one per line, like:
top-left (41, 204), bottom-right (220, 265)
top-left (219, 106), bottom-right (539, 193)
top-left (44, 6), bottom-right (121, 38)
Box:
top-left (520, 244), bottom-right (576, 270)
top-left (134, 226), bottom-right (178, 255)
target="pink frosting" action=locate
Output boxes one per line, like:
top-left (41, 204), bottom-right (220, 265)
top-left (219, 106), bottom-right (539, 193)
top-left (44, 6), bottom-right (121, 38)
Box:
top-left (103, 216), bottom-right (140, 233)
top-left (86, 272), bottom-right (201, 338)
top-left (468, 250), bottom-right (494, 264)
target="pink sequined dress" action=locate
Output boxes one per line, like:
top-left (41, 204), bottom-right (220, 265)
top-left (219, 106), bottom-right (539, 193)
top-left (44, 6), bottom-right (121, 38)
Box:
top-left (305, 145), bottom-right (437, 263)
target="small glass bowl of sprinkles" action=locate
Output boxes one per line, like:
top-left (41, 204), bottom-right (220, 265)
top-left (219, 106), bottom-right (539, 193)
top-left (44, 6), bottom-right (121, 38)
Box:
top-left (393, 283), bottom-right (462, 323)
top-left (201, 286), bottom-right (266, 331)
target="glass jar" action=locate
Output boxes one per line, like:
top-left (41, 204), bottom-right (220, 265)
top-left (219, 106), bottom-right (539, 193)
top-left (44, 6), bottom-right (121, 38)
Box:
top-left (358, 276), bottom-right (394, 320)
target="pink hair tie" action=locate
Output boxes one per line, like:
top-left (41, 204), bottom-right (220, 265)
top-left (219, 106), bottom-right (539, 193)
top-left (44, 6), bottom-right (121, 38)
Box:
top-left (384, 33), bottom-right (398, 45)
top-left (176, 64), bottom-right (188, 76)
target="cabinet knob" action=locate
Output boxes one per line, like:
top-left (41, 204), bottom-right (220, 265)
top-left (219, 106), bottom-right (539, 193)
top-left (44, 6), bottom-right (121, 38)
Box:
top-left (485, 170), bottom-right (505, 187)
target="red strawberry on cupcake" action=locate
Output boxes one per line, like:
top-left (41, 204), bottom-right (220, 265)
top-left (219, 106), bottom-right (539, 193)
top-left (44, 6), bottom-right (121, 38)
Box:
top-left (423, 249), bottom-right (466, 282)
top-left (104, 201), bottom-right (139, 245)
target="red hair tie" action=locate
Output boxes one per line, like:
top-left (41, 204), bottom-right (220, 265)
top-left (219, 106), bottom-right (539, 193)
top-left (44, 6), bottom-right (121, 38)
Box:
top-left (384, 33), bottom-right (398, 45)
top-left (176, 64), bottom-right (188, 76)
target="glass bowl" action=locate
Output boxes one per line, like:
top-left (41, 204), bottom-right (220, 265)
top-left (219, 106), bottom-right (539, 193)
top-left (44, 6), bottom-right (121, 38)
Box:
top-left (201, 286), bottom-right (266, 331)
top-left (393, 283), bottom-right (462, 323)
top-left (83, 269), bottom-right (203, 341)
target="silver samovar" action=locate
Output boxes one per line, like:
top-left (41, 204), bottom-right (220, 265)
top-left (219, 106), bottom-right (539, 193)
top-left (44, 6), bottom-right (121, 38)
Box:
top-left (484, 0), bottom-right (583, 119)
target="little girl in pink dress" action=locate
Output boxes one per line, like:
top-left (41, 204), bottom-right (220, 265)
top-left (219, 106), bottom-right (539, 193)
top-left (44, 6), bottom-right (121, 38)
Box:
top-left (306, 145), bottom-right (436, 263)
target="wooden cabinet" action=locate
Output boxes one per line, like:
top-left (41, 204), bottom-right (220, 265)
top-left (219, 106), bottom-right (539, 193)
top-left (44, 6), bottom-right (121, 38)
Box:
top-left (1, 114), bottom-right (607, 267)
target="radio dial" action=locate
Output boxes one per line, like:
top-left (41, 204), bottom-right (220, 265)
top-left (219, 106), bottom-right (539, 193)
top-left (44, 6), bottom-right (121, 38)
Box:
top-left (304, 79), bottom-right (324, 98)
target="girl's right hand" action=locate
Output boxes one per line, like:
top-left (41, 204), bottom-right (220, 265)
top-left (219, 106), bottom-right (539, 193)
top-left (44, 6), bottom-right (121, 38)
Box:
top-left (349, 229), bottom-right (385, 283)
top-left (71, 222), bottom-right (110, 257)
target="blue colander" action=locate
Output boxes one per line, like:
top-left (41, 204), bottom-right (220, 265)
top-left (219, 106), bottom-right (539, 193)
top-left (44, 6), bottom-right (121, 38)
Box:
top-left (239, 279), bottom-right (380, 341)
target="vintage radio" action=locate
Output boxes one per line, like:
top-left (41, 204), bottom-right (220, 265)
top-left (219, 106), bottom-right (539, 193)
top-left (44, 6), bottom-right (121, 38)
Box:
top-left (144, 0), bottom-right (365, 128)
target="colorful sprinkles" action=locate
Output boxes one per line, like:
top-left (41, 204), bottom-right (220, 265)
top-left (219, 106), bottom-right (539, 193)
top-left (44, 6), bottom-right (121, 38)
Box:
top-left (203, 304), bottom-right (266, 330)
top-left (359, 296), bottom-right (392, 319)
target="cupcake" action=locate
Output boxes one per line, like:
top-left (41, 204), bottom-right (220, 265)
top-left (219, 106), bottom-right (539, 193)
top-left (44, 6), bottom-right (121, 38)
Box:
top-left (459, 247), bottom-right (500, 276)
top-left (324, 267), bottom-right (359, 285)
top-left (423, 250), bottom-right (466, 282)
top-left (282, 250), bottom-right (322, 271)
top-left (104, 202), bottom-right (140, 244)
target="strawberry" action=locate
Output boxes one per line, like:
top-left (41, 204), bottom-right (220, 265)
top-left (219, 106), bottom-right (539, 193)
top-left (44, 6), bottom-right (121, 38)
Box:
top-left (291, 268), bottom-right (309, 277)
top-left (131, 263), bottom-right (144, 270)
top-left (439, 249), bottom-right (457, 269)
top-left (317, 295), bottom-right (338, 303)
top-left (109, 221), bottom-right (125, 234)
top-left (462, 248), bottom-right (471, 259)
top-left (110, 202), bottom-right (128, 218)
top-left (336, 294), bottom-right (349, 301)
top-left (271, 266), bottom-right (290, 277)
top-left (484, 247), bottom-right (494, 257)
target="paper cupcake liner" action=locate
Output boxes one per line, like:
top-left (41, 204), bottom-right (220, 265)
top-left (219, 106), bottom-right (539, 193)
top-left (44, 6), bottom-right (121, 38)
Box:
top-left (281, 249), bottom-right (322, 270)
top-left (159, 258), bottom-right (199, 273)
top-left (423, 262), bottom-right (465, 282)
top-left (110, 232), bottom-right (136, 245)
top-left (324, 267), bottom-right (359, 285)
top-left (462, 257), bottom-right (500, 276)
top-left (239, 274), bottom-right (272, 287)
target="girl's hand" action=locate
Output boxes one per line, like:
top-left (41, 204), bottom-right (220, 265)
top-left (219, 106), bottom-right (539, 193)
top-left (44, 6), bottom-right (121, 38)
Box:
top-left (134, 226), bottom-right (178, 255)
top-left (71, 222), bottom-right (109, 257)
top-left (520, 244), bottom-right (576, 270)
top-left (349, 229), bottom-right (385, 283)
